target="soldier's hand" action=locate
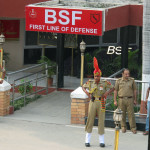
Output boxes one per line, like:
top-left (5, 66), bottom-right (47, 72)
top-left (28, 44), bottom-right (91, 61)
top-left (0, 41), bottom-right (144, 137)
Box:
top-left (88, 93), bottom-right (91, 99)
top-left (114, 101), bottom-right (117, 106)
top-left (103, 92), bottom-right (108, 98)
top-left (0, 80), bottom-right (3, 84)
top-left (134, 100), bottom-right (137, 106)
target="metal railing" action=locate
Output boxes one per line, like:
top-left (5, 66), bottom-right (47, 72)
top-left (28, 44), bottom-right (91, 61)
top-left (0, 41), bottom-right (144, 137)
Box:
top-left (108, 68), bottom-right (124, 78)
top-left (6, 63), bottom-right (47, 83)
top-left (6, 63), bottom-right (57, 106)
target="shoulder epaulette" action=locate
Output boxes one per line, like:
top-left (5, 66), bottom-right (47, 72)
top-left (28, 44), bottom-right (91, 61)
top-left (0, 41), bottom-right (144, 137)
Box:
top-left (89, 79), bottom-right (94, 82)
top-left (130, 77), bottom-right (134, 80)
top-left (117, 78), bottom-right (122, 81)
top-left (101, 79), bottom-right (106, 82)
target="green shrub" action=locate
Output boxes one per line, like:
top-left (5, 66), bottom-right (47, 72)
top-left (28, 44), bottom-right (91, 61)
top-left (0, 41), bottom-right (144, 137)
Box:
top-left (18, 79), bottom-right (33, 95)
top-left (37, 56), bottom-right (56, 78)
top-left (14, 95), bottom-right (41, 111)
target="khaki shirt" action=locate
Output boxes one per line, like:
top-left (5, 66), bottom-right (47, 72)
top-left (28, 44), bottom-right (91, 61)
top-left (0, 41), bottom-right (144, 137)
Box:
top-left (115, 77), bottom-right (136, 97)
top-left (83, 79), bottom-right (114, 97)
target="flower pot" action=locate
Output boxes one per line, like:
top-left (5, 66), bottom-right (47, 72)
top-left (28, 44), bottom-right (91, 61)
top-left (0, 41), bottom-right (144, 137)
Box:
top-left (9, 106), bottom-right (14, 114)
top-left (48, 77), bottom-right (53, 87)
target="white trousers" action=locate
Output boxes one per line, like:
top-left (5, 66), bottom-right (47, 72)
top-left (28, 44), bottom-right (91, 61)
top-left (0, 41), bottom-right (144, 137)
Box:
top-left (85, 133), bottom-right (91, 143)
top-left (99, 134), bottom-right (104, 143)
top-left (85, 133), bottom-right (104, 144)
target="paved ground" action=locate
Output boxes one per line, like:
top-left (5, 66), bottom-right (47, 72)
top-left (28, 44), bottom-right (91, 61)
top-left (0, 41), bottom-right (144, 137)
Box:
top-left (0, 91), bottom-right (149, 150)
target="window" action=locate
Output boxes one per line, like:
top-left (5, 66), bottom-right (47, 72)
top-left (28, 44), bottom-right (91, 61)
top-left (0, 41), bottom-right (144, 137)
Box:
top-left (83, 35), bottom-right (99, 45)
top-left (128, 26), bottom-right (136, 44)
top-left (24, 48), bottom-right (41, 64)
top-left (103, 29), bottom-right (117, 43)
top-left (25, 31), bottom-right (38, 45)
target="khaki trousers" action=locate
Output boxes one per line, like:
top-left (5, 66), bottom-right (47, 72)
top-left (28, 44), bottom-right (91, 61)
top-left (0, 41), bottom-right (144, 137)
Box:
top-left (85, 100), bottom-right (105, 135)
top-left (118, 98), bottom-right (136, 131)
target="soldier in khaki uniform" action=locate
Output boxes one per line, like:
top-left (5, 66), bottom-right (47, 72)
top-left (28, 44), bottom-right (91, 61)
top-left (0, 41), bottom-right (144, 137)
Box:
top-left (82, 57), bottom-right (114, 147)
top-left (114, 68), bottom-right (137, 134)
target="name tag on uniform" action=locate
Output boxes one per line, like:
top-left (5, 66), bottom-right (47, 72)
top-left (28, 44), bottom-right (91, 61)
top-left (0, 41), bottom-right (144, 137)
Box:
top-left (100, 86), bottom-right (103, 90)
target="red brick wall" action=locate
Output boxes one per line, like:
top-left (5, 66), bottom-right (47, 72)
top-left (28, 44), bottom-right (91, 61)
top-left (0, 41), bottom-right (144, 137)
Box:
top-left (0, 90), bottom-right (10, 116)
top-left (71, 98), bottom-right (89, 124)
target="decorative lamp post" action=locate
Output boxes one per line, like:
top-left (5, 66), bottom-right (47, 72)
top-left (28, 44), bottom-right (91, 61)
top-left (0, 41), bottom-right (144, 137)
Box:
top-left (113, 108), bottom-right (122, 150)
top-left (0, 34), bottom-right (5, 78)
top-left (80, 40), bottom-right (86, 86)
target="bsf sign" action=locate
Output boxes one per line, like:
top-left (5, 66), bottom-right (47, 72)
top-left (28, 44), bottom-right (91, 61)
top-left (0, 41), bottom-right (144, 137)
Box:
top-left (26, 6), bottom-right (103, 36)
top-left (107, 46), bottom-right (122, 55)
top-left (107, 46), bottom-right (133, 55)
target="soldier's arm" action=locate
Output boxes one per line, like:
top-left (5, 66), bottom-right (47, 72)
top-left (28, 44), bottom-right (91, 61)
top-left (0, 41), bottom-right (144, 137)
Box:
top-left (114, 80), bottom-right (119, 106)
top-left (103, 87), bottom-right (114, 98)
top-left (82, 86), bottom-right (91, 98)
top-left (114, 90), bottom-right (118, 106)
top-left (133, 90), bottom-right (137, 105)
top-left (108, 87), bottom-right (115, 94)
top-left (103, 81), bottom-right (114, 98)
top-left (82, 80), bottom-right (91, 99)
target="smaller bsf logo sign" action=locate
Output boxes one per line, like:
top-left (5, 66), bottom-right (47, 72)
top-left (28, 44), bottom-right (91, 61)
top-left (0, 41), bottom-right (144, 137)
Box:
top-left (90, 14), bottom-right (100, 24)
top-left (29, 9), bottom-right (37, 18)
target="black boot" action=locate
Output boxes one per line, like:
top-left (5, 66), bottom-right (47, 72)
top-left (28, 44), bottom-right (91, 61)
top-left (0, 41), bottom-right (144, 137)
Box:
top-left (85, 143), bottom-right (90, 147)
top-left (100, 143), bottom-right (105, 147)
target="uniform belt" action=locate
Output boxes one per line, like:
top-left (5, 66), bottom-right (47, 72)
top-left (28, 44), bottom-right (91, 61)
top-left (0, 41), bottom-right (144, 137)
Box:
top-left (119, 96), bottom-right (133, 99)
top-left (95, 100), bottom-right (101, 101)
top-left (92, 97), bottom-right (101, 101)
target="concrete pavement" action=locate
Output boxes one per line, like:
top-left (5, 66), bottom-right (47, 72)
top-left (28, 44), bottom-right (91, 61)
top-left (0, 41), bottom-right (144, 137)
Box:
top-left (0, 91), bottom-right (149, 150)
top-left (7, 91), bottom-right (71, 124)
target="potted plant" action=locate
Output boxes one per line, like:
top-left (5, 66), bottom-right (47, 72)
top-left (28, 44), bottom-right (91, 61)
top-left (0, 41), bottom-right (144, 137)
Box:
top-left (85, 52), bottom-right (93, 78)
top-left (18, 79), bottom-right (33, 95)
top-left (38, 56), bottom-right (56, 86)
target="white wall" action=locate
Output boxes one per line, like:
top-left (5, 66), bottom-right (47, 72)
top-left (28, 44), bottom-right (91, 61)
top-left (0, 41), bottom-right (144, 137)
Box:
top-left (61, 0), bottom-right (142, 4)
top-left (62, 0), bottom-right (142, 3)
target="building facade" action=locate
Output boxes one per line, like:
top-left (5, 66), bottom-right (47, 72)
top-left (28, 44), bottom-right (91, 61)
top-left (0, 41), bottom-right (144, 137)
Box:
top-left (0, 0), bottom-right (143, 76)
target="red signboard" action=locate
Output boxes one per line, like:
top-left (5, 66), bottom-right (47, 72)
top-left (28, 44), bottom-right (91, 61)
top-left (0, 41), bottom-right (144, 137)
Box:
top-left (26, 6), bottom-right (103, 36)
top-left (0, 20), bottom-right (20, 39)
